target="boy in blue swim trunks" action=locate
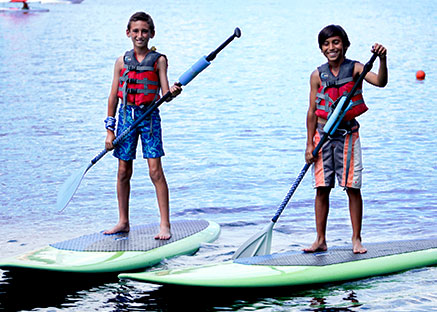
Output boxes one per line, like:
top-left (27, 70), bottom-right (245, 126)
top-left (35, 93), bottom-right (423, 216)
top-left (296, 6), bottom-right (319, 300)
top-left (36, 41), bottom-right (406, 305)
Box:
top-left (103, 12), bottom-right (182, 239)
top-left (304, 25), bottom-right (388, 253)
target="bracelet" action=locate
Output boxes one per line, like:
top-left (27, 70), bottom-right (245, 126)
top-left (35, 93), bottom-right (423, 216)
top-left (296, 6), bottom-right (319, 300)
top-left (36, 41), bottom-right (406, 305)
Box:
top-left (104, 116), bottom-right (116, 132)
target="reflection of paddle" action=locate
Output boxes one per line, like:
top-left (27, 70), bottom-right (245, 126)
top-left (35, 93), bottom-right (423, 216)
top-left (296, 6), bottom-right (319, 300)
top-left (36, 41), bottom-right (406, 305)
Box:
top-left (233, 52), bottom-right (377, 259)
top-left (57, 28), bottom-right (242, 212)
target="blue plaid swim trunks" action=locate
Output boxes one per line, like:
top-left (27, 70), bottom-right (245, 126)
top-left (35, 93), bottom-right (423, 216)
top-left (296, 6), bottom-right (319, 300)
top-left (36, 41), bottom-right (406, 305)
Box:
top-left (113, 105), bottom-right (165, 161)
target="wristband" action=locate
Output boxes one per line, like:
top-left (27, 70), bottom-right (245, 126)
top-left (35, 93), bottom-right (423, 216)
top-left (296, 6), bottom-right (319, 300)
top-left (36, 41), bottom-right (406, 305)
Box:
top-left (104, 116), bottom-right (116, 132)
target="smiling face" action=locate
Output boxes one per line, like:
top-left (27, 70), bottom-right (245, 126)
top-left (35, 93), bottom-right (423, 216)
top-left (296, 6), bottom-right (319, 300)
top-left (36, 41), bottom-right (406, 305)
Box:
top-left (318, 25), bottom-right (350, 62)
top-left (321, 36), bottom-right (345, 62)
top-left (126, 20), bottom-right (154, 49)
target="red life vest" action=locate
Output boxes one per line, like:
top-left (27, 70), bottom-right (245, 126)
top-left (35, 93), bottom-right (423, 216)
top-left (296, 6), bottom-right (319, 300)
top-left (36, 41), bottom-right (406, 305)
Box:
top-left (315, 59), bottom-right (368, 121)
top-left (117, 50), bottom-right (163, 106)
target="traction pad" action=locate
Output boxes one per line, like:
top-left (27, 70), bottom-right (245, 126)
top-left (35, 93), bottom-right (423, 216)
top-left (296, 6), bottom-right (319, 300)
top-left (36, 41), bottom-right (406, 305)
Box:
top-left (50, 220), bottom-right (209, 252)
top-left (235, 238), bottom-right (437, 266)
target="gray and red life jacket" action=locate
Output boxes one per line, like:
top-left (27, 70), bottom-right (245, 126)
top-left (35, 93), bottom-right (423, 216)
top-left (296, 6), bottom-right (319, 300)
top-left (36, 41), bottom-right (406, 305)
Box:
top-left (316, 59), bottom-right (368, 121)
top-left (117, 49), bottom-right (164, 106)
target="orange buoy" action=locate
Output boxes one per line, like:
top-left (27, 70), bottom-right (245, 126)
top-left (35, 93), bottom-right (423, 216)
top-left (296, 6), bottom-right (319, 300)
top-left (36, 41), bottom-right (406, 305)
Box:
top-left (416, 70), bottom-right (426, 80)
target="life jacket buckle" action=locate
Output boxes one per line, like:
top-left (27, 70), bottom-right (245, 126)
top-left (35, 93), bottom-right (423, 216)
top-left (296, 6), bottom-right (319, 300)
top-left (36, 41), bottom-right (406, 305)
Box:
top-left (325, 80), bottom-right (337, 87)
top-left (126, 88), bottom-right (139, 94)
top-left (126, 78), bottom-right (138, 84)
top-left (337, 128), bottom-right (350, 137)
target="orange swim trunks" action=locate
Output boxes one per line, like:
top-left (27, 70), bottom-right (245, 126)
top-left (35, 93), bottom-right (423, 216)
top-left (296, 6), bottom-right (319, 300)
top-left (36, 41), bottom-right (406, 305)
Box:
top-left (313, 120), bottom-right (363, 189)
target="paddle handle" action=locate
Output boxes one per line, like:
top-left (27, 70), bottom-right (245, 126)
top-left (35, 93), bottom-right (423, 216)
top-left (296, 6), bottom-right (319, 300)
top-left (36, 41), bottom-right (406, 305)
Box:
top-left (178, 27), bottom-right (241, 85)
top-left (206, 27), bottom-right (241, 62)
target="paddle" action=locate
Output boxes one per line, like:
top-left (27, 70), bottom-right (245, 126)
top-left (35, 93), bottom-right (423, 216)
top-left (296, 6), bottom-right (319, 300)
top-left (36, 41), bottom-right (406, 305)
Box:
top-left (57, 27), bottom-right (242, 212)
top-left (232, 52), bottom-right (378, 259)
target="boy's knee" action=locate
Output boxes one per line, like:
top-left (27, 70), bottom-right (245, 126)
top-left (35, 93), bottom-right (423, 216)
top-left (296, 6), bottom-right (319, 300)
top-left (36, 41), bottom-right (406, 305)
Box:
top-left (316, 187), bottom-right (331, 199)
top-left (118, 170), bottom-right (132, 183)
top-left (118, 162), bottom-right (133, 182)
top-left (346, 188), bottom-right (363, 205)
top-left (346, 188), bottom-right (361, 198)
top-left (149, 166), bottom-right (164, 183)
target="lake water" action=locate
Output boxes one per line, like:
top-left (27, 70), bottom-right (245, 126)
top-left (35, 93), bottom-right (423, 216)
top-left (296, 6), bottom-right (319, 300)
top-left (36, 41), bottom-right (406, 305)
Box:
top-left (0, 0), bottom-right (436, 311)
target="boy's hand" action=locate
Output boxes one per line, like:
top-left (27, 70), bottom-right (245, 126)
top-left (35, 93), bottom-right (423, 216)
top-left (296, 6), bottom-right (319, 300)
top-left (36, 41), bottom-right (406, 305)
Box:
top-left (371, 43), bottom-right (387, 59)
top-left (305, 144), bottom-right (316, 164)
top-left (105, 132), bottom-right (116, 151)
top-left (165, 83), bottom-right (183, 102)
top-left (170, 83), bottom-right (182, 97)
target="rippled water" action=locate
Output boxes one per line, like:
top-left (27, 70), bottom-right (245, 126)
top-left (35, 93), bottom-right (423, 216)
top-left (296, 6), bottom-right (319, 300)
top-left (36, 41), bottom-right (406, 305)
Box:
top-left (1, 0), bottom-right (436, 311)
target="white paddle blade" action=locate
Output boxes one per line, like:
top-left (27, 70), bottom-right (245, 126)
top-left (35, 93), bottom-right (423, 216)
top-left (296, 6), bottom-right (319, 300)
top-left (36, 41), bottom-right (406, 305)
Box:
top-left (232, 222), bottom-right (274, 259)
top-left (56, 163), bottom-right (92, 212)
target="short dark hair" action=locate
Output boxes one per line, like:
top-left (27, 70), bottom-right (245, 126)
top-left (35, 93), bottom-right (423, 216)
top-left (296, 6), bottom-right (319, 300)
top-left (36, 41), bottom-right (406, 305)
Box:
top-left (318, 25), bottom-right (350, 53)
top-left (127, 12), bottom-right (155, 33)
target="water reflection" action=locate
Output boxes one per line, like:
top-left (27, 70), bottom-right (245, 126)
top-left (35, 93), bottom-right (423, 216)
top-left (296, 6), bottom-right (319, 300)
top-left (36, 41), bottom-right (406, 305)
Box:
top-left (1, 266), bottom-right (434, 311)
top-left (0, 270), bottom-right (117, 311)
top-left (109, 281), bottom-right (365, 312)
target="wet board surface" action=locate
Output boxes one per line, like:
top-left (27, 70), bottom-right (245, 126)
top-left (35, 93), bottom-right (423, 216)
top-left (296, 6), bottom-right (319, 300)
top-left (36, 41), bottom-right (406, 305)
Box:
top-left (119, 238), bottom-right (437, 288)
top-left (235, 238), bottom-right (437, 266)
top-left (51, 220), bottom-right (211, 252)
top-left (0, 220), bottom-right (220, 274)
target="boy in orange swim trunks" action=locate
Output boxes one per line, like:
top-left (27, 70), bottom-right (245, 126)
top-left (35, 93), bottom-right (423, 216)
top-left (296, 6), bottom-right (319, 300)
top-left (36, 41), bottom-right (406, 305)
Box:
top-left (304, 25), bottom-right (388, 254)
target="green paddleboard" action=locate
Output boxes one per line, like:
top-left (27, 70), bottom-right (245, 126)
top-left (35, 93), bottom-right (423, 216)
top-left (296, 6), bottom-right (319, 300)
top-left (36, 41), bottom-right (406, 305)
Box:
top-left (0, 220), bottom-right (220, 274)
top-left (119, 238), bottom-right (437, 287)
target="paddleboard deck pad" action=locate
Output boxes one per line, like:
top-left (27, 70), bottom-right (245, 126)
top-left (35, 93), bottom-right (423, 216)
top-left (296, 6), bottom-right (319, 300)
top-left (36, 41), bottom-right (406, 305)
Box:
top-left (0, 220), bottom-right (220, 273)
top-left (119, 238), bottom-right (437, 288)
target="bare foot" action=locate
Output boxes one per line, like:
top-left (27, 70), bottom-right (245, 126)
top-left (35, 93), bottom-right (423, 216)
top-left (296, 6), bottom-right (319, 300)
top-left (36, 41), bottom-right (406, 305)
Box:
top-left (303, 240), bottom-right (328, 253)
top-left (103, 222), bottom-right (130, 235)
top-left (352, 238), bottom-right (367, 254)
top-left (154, 224), bottom-right (171, 240)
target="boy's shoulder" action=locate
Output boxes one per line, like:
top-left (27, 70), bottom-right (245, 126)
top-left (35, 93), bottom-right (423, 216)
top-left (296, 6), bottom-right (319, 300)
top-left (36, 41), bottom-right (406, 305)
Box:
top-left (310, 69), bottom-right (321, 88)
top-left (311, 68), bottom-right (320, 77)
top-left (114, 55), bottom-right (124, 68)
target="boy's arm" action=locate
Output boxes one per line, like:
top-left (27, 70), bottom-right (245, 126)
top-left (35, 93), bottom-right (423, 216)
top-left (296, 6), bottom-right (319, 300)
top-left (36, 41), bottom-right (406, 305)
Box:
top-left (156, 56), bottom-right (182, 99)
top-left (357, 43), bottom-right (388, 87)
top-left (305, 70), bottom-right (320, 164)
top-left (105, 56), bottom-right (123, 151)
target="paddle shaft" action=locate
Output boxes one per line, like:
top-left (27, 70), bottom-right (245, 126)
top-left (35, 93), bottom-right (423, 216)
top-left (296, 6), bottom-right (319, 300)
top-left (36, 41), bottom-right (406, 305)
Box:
top-left (206, 28), bottom-right (241, 62)
top-left (271, 53), bottom-right (377, 223)
top-left (90, 28), bottom-right (242, 167)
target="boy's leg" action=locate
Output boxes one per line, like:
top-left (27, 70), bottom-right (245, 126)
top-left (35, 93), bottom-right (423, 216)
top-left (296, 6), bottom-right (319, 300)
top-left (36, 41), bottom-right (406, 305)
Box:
top-left (303, 187), bottom-right (331, 252)
top-left (147, 157), bottom-right (171, 240)
top-left (346, 188), bottom-right (366, 254)
top-left (104, 159), bottom-right (133, 234)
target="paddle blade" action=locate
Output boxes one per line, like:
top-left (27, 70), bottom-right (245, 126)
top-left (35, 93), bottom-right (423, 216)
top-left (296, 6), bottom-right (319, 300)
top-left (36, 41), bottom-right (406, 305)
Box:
top-left (57, 163), bottom-right (92, 212)
top-left (232, 222), bottom-right (274, 259)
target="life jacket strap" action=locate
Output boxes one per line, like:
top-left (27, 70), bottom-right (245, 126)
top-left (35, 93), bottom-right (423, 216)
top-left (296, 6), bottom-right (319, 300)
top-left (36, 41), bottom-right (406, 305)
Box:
top-left (124, 64), bottom-right (155, 72)
top-left (316, 91), bottom-right (364, 112)
top-left (119, 69), bottom-right (160, 103)
top-left (120, 77), bottom-right (159, 85)
top-left (123, 88), bottom-right (159, 95)
top-left (321, 76), bottom-right (353, 88)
